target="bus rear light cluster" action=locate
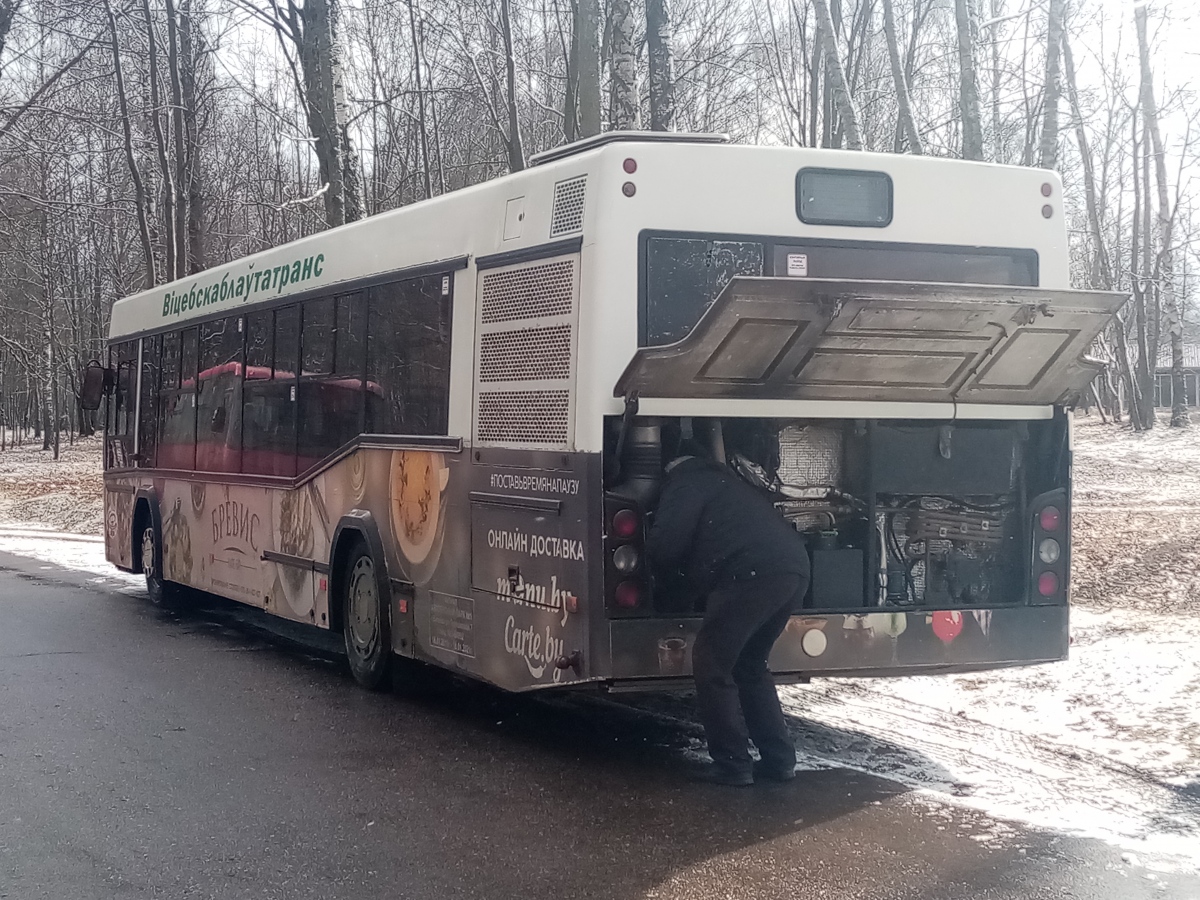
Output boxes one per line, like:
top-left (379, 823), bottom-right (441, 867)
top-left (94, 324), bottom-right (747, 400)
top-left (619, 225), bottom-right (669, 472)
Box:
top-left (606, 498), bottom-right (647, 615)
top-left (1031, 492), bottom-right (1068, 602)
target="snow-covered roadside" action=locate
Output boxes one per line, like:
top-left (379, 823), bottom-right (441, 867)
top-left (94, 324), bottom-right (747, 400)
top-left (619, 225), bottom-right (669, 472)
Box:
top-left (776, 604), bottom-right (1200, 871)
top-left (0, 436), bottom-right (105, 535)
top-left (0, 526), bottom-right (144, 593)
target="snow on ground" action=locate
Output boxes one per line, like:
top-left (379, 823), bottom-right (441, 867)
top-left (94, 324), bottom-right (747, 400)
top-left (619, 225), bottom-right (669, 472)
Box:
top-left (0, 434), bottom-right (105, 535)
top-left (777, 604), bottom-right (1200, 869)
top-left (0, 418), bottom-right (1197, 872)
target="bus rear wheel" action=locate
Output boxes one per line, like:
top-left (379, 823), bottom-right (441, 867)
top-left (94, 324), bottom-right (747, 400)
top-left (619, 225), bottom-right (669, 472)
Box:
top-left (342, 539), bottom-right (391, 690)
top-left (140, 522), bottom-right (184, 608)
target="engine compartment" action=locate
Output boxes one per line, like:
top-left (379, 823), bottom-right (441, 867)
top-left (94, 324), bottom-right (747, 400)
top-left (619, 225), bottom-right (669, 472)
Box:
top-left (604, 414), bottom-right (1069, 617)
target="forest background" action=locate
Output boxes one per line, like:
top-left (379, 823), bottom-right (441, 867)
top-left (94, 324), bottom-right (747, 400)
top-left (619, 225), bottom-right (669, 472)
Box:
top-left (0, 0), bottom-right (1196, 456)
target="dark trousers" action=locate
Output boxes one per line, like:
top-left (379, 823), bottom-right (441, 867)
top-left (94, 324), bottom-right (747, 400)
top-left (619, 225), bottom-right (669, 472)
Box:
top-left (692, 573), bottom-right (804, 775)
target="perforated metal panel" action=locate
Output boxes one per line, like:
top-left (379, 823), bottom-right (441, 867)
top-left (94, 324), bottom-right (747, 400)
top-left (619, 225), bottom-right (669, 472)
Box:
top-left (480, 260), bottom-right (575, 324)
top-left (474, 254), bottom-right (580, 449)
top-left (479, 325), bottom-right (572, 382)
top-left (477, 391), bottom-right (571, 444)
top-left (549, 176), bottom-right (587, 237)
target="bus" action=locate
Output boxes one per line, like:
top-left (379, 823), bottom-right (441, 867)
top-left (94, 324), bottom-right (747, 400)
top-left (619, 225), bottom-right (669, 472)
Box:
top-left (88, 132), bottom-right (1126, 692)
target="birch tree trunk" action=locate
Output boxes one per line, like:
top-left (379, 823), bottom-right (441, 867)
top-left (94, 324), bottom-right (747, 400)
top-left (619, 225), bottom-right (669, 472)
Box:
top-left (104, 0), bottom-right (156, 288)
top-left (408, 0), bottom-right (433, 196)
top-left (576, 0), bottom-right (600, 137)
top-left (955, 0), bottom-right (984, 160)
top-left (179, 0), bottom-right (205, 272)
top-left (165, 0), bottom-right (189, 277)
top-left (576, 0), bottom-right (601, 137)
top-left (283, 0), bottom-right (353, 227)
top-left (142, 0), bottom-right (177, 281)
top-left (0, 0), bottom-right (17, 61)
top-left (1037, 0), bottom-right (1066, 170)
top-left (646, 0), bottom-right (675, 130)
top-left (610, 0), bottom-right (639, 129)
top-left (1131, 118), bottom-right (1154, 429)
top-left (990, 0), bottom-right (1004, 160)
top-left (812, 0), bottom-right (862, 151)
top-left (881, 0), bottom-right (921, 154)
top-left (563, 2), bottom-right (580, 141)
top-left (499, 0), bottom-right (526, 168)
top-left (329, 0), bottom-right (360, 221)
top-left (1135, 4), bottom-right (1187, 427)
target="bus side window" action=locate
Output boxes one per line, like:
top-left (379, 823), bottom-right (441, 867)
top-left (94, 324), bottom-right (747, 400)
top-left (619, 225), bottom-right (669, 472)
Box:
top-left (166, 327), bottom-right (199, 470)
top-left (243, 306), bottom-right (298, 478)
top-left (197, 316), bottom-right (244, 473)
top-left (298, 295), bottom-right (365, 466)
top-left (138, 335), bottom-right (161, 468)
top-left (367, 275), bottom-right (452, 436)
top-left (107, 340), bottom-right (139, 469)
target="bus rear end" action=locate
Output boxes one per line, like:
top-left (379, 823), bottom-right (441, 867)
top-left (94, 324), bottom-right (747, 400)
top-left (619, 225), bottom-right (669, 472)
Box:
top-left (580, 142), bottom-right (1125, 688)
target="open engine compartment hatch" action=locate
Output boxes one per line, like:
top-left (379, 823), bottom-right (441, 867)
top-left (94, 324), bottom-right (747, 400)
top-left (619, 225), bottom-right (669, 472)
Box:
top-left (615, 278), bottom-right (1127, 406)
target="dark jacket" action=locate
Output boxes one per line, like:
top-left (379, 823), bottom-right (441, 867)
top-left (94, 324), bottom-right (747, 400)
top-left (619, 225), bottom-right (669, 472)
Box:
top-left (647, 457), bottom-right (810, 589)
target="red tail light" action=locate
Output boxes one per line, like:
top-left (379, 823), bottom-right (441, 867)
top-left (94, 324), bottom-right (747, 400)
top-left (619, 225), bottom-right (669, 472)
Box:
top-left (612, 508), bottom-right (640, 541)
top-left (1039, 506), bottom-right (1061, 532)
top-left (614, 581), bottom-right (641, 609)
top-left (1037, 572), bottom-right (1059, 597)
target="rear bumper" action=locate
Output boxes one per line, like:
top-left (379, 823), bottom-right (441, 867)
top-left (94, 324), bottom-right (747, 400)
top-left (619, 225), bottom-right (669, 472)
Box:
top-left (605, 605), bottom-right (1069, 680)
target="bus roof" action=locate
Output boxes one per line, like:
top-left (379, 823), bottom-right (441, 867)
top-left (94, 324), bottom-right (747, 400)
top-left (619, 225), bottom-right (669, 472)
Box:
top-left (107, 138), bottom-right (1062, 342)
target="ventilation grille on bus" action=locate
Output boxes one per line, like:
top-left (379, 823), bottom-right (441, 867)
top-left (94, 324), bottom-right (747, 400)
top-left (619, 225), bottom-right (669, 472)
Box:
top-left (474, 254), bottom-right (579, 449)
top-left (549, 176), bottom-right (587, 237)
top-left (477, 391), bottom-right (571, 445)
top-left (479, 325), bottom-right (572, 382)
top-left (480, 260), bottom-right (575, 323)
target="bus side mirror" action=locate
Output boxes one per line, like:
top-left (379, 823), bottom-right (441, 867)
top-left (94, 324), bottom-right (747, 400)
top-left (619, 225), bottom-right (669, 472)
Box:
top-left (211, 404), bottom-right (228, 433)
top-left (79, 361), bottom-right (112, 411)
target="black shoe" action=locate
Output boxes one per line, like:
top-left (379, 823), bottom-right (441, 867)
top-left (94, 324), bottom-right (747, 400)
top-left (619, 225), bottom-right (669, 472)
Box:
top-left (691, 764), bottom-right (754, 787)
top-left (753, 760), bottom-right (797, 782)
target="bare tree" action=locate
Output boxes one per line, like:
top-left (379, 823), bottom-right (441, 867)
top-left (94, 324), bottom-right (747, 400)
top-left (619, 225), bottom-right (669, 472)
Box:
top-left (164, 0), bottom-right (189, 276)
top-left (610, 0), bottom-right (638, 129)
top-left (142, 0), bottom-right (177, 280)
top-left (0, 0), bottom-right (19, 62)
top-left (178, 0), bottom-right (205, 272)
top-left (1037, 0), bottom-right (1066, 170)
top-left (103, 0), bottom-right (155, 288)
top-left (499, 0), bottom-right (526, 168)
top-left (646, 0), bottom-right (674, 130)
top-left (1135, 3), bottom-right (1187, 427)
top-left (956, 0), bottom-right (984, 160)
top-left (812, 0), bottom-right (862, 150)
top-left (576, 0), bottom-right (601, 137)
top-left (242, 0), bottom-right (362, 228)
top-left (881, 0), bottom-right (921, 154)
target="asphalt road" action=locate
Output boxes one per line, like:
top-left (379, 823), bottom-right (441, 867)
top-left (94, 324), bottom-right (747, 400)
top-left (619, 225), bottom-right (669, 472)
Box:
top-left (1, 551), bottom-right (1195, 900)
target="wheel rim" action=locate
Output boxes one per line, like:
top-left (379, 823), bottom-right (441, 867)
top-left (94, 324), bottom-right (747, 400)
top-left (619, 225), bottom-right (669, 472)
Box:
top-left (347, 557), bottom-right (379, 659)
top-left (141, 526), bottom-right (158, 585)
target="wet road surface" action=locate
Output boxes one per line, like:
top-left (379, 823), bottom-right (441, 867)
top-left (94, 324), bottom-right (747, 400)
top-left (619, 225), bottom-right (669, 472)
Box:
top-left (1, 551), bottom-right (1196, 900)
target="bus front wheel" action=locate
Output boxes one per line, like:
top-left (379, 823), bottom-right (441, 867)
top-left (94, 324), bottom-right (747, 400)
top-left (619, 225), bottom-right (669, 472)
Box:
top-left (140, 521), bottom-right (184, 608)
top-left (341, 539), bottom-right (392, 690)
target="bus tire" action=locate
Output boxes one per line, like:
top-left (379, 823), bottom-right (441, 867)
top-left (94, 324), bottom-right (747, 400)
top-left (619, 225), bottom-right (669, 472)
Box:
top-left (341, 537), bottom-right (392, 690)
top-left (138, 518), bottom-right (185, 609)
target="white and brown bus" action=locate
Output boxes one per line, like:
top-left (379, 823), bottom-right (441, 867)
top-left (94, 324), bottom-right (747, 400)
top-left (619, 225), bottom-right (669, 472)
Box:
top-left (88, 133), bottom-right (1125, 692)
